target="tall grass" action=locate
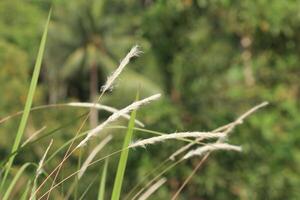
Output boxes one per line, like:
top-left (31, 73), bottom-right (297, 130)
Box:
top-left (2, 163), bottom-right (32, 200)
top-left (0, 9), bottom-right (51, 194)
top-left (98, 158), bottom-right (109, 200)
top-left (111, 95), bottom-right (138, 200)
top-left (0, 7), bottom-right (269, 199)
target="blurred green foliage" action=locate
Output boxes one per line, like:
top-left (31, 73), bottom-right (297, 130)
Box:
top-left (0, 0), bottom-right (299, 199)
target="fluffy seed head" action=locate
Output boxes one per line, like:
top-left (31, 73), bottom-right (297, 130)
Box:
top-left (76, 93), bottom-right (161, 148)
top-left (101, 45), bottom-right (142, 93)
top-left (130, 131), bottom-right (226, 148)
top-left (183, 143), bottom-right (242, 160)
top-left (67, 102), bottom-right (144, 127)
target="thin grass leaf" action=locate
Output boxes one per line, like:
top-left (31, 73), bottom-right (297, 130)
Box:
top-left (2, 163), bottom-right (32, 200)
top-left (131, 161), bottom-right (180, 200)
top-left (74, 148), bottom-right (83, 200)
top-left (78, 177), bottom-right (97, 200)
top-left (30, 140), bottom-right (53, 200)
top-left (78, 135), bottom-right (112, 179)
top-left (98, 158), bottom-right (109, 200)
top-left (20, 180), bottom-right (32, 200)
top-left (30, 181), bottom-right (37, 200)
top-left (111, 95), bottom-right (138, 200)
top-left (0, 9), bottom-right (52, 191)
top-left (0, 113), bottom-right (85, 168)
top-left (21, 126), bottom-right (47, 147)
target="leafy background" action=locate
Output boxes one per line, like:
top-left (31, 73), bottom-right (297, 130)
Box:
top-left (0, 0), bottom-right (299, 199)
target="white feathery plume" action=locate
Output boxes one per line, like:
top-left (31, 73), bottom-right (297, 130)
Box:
top-left (130, 131), bottom-right (226, 148)
top-left (76, 93), bottom-right (161, 148)
top-left (137, 178), bottom-right (167, 200)
top-left (168, 124), bottom-right (231, 160)
top-left (183, 143), bottom-right (242, 160)
top-left (101, 45), bottom-right (142, 93)
top-left (67, 102), bottom-right (144, 127)
top-left (78, 135), bottom-right (112, 179)
top-left (169, 101), bottom-right (268, 160)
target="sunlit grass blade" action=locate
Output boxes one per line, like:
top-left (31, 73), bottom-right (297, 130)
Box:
top-left (111, 96), bottom-right (138, 200)
top-left (98, 158), bottom-right (109, 200)
top-left (0, 8), bottom-right (52, 191)
top-left (2, 163), bottom-right (32, 200)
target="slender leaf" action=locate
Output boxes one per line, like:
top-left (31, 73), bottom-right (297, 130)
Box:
top-left (0, 113), bottom-right (85, 167)
top-left (20, 180), bottom-right (32, 200)
top-left (98, 158), bottom-right (109, 200)
top-left (74, 148), bottom-right (83, 200)
top-left (2, 163), bottom-right (32, 200)
top-left (111, 95), bottom-right (138, 200)
top-left (78, 177), bottom-right (97, 200)
top-left (0, 8), bottom-right (52, 191)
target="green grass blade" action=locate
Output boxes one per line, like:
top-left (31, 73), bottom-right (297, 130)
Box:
top-left (74, 148), bottom-right (83, 200)
top-left (98, 158), bottom-right (109, 200)
top-left (0, 113), bottom-right (85, 167)
top-left (111, 97), bottom-right (137, 200)
top-left (20, 180), bottom-right (32, 200)
top-left (30, 178), bottom-right (38, 200)
top-left (2, 163), bottom-right (31, 200)
top-left (0, 9), bottom-right (52, 191)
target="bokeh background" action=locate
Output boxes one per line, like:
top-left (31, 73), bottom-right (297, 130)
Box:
top-left (0, 0), bottom-right (300, 199)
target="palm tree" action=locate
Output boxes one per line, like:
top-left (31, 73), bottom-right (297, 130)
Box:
top-left (46, 0), bottom-right (161, 128)
top-left (46, 0), bottom-right (119, 128)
